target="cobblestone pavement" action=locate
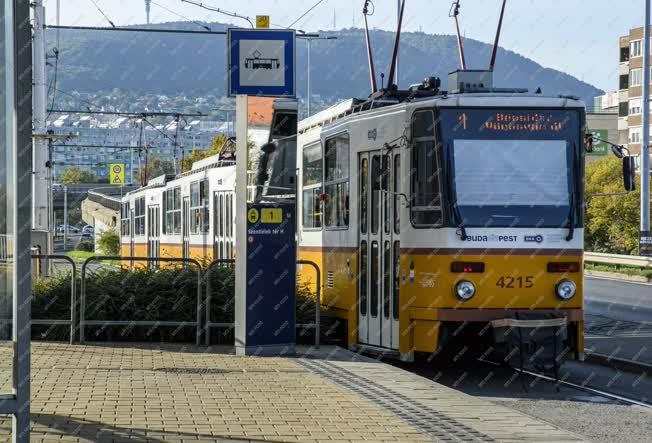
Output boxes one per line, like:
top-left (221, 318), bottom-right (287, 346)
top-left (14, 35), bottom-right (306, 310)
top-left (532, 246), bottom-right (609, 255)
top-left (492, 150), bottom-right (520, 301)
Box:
top-left (0, 343), bottom-right (586, 442)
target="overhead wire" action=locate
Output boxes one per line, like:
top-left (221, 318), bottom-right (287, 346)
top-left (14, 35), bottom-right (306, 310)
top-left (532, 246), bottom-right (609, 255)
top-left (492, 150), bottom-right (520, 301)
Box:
top-left (287, 0), bottom-right (328, 29)
top-left (180, 0), bottom-right (254, 28)
top-left (150, 0), bottom-right (211, 31)
top-left (88, 0), bottom-right (116, 27)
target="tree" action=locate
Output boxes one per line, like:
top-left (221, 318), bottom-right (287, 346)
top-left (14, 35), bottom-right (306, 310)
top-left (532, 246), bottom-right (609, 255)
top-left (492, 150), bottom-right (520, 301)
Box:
top-left (59, 166), bottom-right (96, 184)
top-left (181, 134), bottom-right (231, 172)
top-left (584, 157), bottom-right (644, 254)
top-left (97, 228), bottom-right (120, 255)
top-left (138, 157), bottom-right (175, 184)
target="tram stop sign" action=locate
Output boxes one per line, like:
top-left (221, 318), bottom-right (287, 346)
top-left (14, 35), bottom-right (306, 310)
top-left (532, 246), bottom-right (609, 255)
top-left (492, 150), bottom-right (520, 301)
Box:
top-left (239, 202), bottom-right (296, 354)
top-left (227, 28), bottom-right (296, 97)
top-left (109, 163), bottom-right (125, 185)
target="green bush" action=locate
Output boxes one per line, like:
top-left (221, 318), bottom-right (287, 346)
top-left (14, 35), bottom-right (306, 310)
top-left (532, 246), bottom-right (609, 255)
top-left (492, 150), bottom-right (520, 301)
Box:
top-left (97, 229), bottom-right (120, 255)
top-left (31, 265), bottom-right (324, 343)
top-left (76, 240), bottom-right (94, 252)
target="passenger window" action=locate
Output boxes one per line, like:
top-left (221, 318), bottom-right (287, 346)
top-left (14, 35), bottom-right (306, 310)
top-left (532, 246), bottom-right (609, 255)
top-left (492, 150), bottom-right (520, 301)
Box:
top-left (370, 241), bottom-right (379, 317)
top-left (302, 142), bottom-right (323, 229)
top-left (394, 154), bottom-right (400, 235)
top-left (359, 240), bottom-right (367, 316)
top-left (324, 134), bottom-right (350, 228)
top-left (360, 158), bottom-right (368, 234)
top-left (371, 155), bottom-right (380, 234)
top-left (411, 110), bottom-right (443, 227)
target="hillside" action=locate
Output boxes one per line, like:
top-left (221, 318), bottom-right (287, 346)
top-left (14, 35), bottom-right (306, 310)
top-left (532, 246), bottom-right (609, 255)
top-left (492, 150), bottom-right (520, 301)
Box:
top-left (48, 22), bottom-right (602, 104)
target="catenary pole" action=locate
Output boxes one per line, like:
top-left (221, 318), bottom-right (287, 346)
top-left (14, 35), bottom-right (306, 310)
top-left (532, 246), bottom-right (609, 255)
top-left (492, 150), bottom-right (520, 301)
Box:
top-left (642, 0), bottom-right (651, 238)
top-left (33, 1), bottom-right (49, 240)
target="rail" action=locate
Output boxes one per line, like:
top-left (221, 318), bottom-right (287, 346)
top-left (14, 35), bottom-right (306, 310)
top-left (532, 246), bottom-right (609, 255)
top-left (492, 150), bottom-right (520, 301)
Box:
top-left (203, 258), bottom-right (322, 347)
top-left (584, 252), bottom-right (652, 268)
top-left (297, 260), bottom-right (322, 348)
top-left (204, 258), bottom-right (236, 345)
top-left (79, 256), bottom-right (203, 345)
top-left (31, 254), bottom-right (77, 344)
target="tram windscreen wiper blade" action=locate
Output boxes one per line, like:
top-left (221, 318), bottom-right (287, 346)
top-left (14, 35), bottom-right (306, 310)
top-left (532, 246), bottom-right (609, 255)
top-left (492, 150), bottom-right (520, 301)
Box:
top-left (565, 143), bottom-right (578, 242)
top-left (453, 203), bottom-right (467, 240)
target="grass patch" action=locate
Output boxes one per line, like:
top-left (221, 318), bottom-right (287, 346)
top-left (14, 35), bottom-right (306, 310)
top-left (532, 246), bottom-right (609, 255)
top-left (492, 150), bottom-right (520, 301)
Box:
top-left (66, 251), bottom-right (121, 266)
top-left (585, 262), bottom-right (652, 280)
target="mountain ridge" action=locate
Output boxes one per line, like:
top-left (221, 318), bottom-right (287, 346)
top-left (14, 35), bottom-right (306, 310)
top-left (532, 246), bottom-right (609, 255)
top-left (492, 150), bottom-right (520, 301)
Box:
top-left (48, 21), bottom-right (603, 105)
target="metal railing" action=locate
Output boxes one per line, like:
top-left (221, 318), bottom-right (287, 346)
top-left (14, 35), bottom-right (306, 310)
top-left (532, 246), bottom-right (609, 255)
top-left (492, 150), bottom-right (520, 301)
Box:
top-left (31, 254), bottom-right (77, 344)
top-left (79, 256), bottom-right (203, 345)
top-left (585, 252), bottom-right (652, 268)
top-left (204, 258), bottom-right (236, 345)
top-left (203, 258), bottom-right (322, 348)
top-left (297, 260), bottom-right (321, 348)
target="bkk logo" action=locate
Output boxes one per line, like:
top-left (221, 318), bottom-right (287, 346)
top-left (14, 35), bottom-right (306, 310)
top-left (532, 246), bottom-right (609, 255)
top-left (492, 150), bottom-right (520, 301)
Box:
top-left (524, 235), bottom-right (544, 244)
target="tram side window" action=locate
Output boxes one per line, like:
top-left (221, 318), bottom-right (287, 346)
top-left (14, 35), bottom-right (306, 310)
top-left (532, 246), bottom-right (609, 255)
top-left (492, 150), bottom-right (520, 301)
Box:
top-left (120, 202), bottom-right (130, 236)
top-left (190, 179), bottom-right (209, 234)
top-left (411, 110), bottom-right (443, 227)
top-left (163, 187), bottom-right (182, 234)
top-left (134, 197), bottom-right (145, 236)
top-left (302, 142), bottom-right (323, 229)
top-left (324, 134), bottom-right (350, 228)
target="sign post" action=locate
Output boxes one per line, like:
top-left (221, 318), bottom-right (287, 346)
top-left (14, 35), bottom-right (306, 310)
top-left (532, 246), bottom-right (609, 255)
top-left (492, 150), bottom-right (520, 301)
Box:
top-left (230, 28), bottom-right (297, 356)
top-left (109, 163), bottom-right (125, 185)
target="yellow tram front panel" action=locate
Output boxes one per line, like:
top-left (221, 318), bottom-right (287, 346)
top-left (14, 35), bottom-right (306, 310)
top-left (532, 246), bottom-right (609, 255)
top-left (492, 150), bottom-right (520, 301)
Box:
top-left (399, 251), bottom-right (583, 354)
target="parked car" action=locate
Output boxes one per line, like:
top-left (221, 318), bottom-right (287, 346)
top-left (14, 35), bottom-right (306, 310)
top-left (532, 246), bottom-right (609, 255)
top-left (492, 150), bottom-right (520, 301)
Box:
top-left (82, 225), bottom-right (94, 234)
top-left (80, 233), bottom-right (94, 242)
top-left (56, 225), bottom-right (80, 234)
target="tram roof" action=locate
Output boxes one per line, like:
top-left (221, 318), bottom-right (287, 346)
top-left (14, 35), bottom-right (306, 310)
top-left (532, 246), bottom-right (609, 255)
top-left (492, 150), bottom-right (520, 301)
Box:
top-left (299, 93), bottom-right (585, 134)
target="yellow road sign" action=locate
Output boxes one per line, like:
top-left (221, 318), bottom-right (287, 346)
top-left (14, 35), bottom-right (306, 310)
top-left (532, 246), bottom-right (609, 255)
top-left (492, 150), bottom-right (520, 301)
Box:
top-left (109, 163), bottom-right (125, 186)
top-left (256, 15), bottom-right (270, 28)
top-left (247, 208), bottom-right (260, 224)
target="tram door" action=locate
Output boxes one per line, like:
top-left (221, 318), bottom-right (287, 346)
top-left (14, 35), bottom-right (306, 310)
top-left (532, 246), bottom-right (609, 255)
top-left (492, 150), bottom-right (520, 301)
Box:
top-left (213, 191), bottom-right (234, 259)
top-left (182, 197), bottom-right (190, 260)
top-left (147, 205), bottom-right (160, 266)
top-left (358, 151), bottom-right (400, 349)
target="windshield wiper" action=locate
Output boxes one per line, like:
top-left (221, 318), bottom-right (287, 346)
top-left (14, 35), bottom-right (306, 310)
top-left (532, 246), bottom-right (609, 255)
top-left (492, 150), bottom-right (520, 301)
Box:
top-left (446, 143), bottom-right (467, 240)
top-left (453, 203), bottom-right (467, 241)
top-left (566, 143), bottom-right (578, 241)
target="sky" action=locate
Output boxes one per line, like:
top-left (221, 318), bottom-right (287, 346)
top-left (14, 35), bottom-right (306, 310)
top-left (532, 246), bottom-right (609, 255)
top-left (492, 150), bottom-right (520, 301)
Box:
top-left (44, 0), bottom-right (646, 92)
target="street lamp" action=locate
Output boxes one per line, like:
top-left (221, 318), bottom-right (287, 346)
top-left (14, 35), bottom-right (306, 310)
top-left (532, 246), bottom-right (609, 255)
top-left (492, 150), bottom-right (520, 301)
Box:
top-left (305, 36), bottom-right (338, 117)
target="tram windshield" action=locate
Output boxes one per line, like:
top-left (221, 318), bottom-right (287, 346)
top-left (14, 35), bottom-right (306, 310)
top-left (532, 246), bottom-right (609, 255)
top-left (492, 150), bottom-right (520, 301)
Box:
top-left (439, 108), bottom-right (582, 228)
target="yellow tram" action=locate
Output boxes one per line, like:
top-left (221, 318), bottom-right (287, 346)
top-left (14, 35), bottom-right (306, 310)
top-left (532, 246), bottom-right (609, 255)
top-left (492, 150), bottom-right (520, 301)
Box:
top-left (121, 78), bottom-right (587, 362)
top-left (296, 84), bottom-right (586, 361)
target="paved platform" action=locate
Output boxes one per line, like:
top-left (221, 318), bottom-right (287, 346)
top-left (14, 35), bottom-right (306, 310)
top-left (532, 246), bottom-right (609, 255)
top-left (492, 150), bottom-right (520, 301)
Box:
top-left (0, 343), bottom-right (585, 442)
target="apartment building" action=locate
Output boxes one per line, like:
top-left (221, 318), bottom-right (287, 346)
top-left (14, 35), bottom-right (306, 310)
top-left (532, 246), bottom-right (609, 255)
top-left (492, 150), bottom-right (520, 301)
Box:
top-left (47, 116), bottom-right (230, 183)
top-left (619, 26), bottom-right (652, 156)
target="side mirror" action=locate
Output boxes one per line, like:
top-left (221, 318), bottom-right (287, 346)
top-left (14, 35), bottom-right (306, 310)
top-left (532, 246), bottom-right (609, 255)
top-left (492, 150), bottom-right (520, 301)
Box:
top-left (583, 133), bottom-right (594, 153)
top-left (261, 142), bottom-right (276, 154)
top-left (623, 156), bottom-right (636, 191)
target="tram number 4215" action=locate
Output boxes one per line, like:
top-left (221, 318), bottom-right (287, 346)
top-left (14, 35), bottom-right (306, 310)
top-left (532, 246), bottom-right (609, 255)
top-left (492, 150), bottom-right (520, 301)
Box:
top-left (496, 276), bottom-right (534, 289)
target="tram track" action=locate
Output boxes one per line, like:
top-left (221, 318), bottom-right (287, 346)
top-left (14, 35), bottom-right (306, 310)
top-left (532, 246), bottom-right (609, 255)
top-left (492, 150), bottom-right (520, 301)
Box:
top-left (478, 357), bottom-right (652, 409)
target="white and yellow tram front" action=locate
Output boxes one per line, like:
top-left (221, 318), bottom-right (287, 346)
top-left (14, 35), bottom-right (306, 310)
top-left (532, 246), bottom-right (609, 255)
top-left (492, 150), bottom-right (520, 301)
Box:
top-left (298, 95), bottom-right (585, 361)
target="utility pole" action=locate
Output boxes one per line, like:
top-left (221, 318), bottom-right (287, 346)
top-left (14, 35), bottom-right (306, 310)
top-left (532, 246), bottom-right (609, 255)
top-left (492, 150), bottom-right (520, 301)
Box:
top-left (307, 38), bottom-right (311, 116)
top-left (63, 185), bottom-right (68, 250)
top-left (33, 1), bottom-right (49, 237)
top-left (642, 0), bottom-right (651, 247)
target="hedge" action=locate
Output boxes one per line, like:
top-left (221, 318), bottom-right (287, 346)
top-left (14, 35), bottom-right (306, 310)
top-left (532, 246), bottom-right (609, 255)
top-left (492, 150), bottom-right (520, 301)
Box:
top-left (30, 265), bottom-right (338, 344)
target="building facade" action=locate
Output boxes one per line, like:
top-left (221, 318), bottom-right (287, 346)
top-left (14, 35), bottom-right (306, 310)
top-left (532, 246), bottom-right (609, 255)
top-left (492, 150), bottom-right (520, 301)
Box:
top-left (619, 26), bottom-right (652, 156)
top-left (47, 115), bottom-right (230, 183)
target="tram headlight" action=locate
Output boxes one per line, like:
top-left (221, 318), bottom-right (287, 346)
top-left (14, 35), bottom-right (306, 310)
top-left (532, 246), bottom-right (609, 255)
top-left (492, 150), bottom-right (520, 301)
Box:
top-left (555, 280), bottom-right (576, 300)
top-left (455, 280), bottom-right (476, 301)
